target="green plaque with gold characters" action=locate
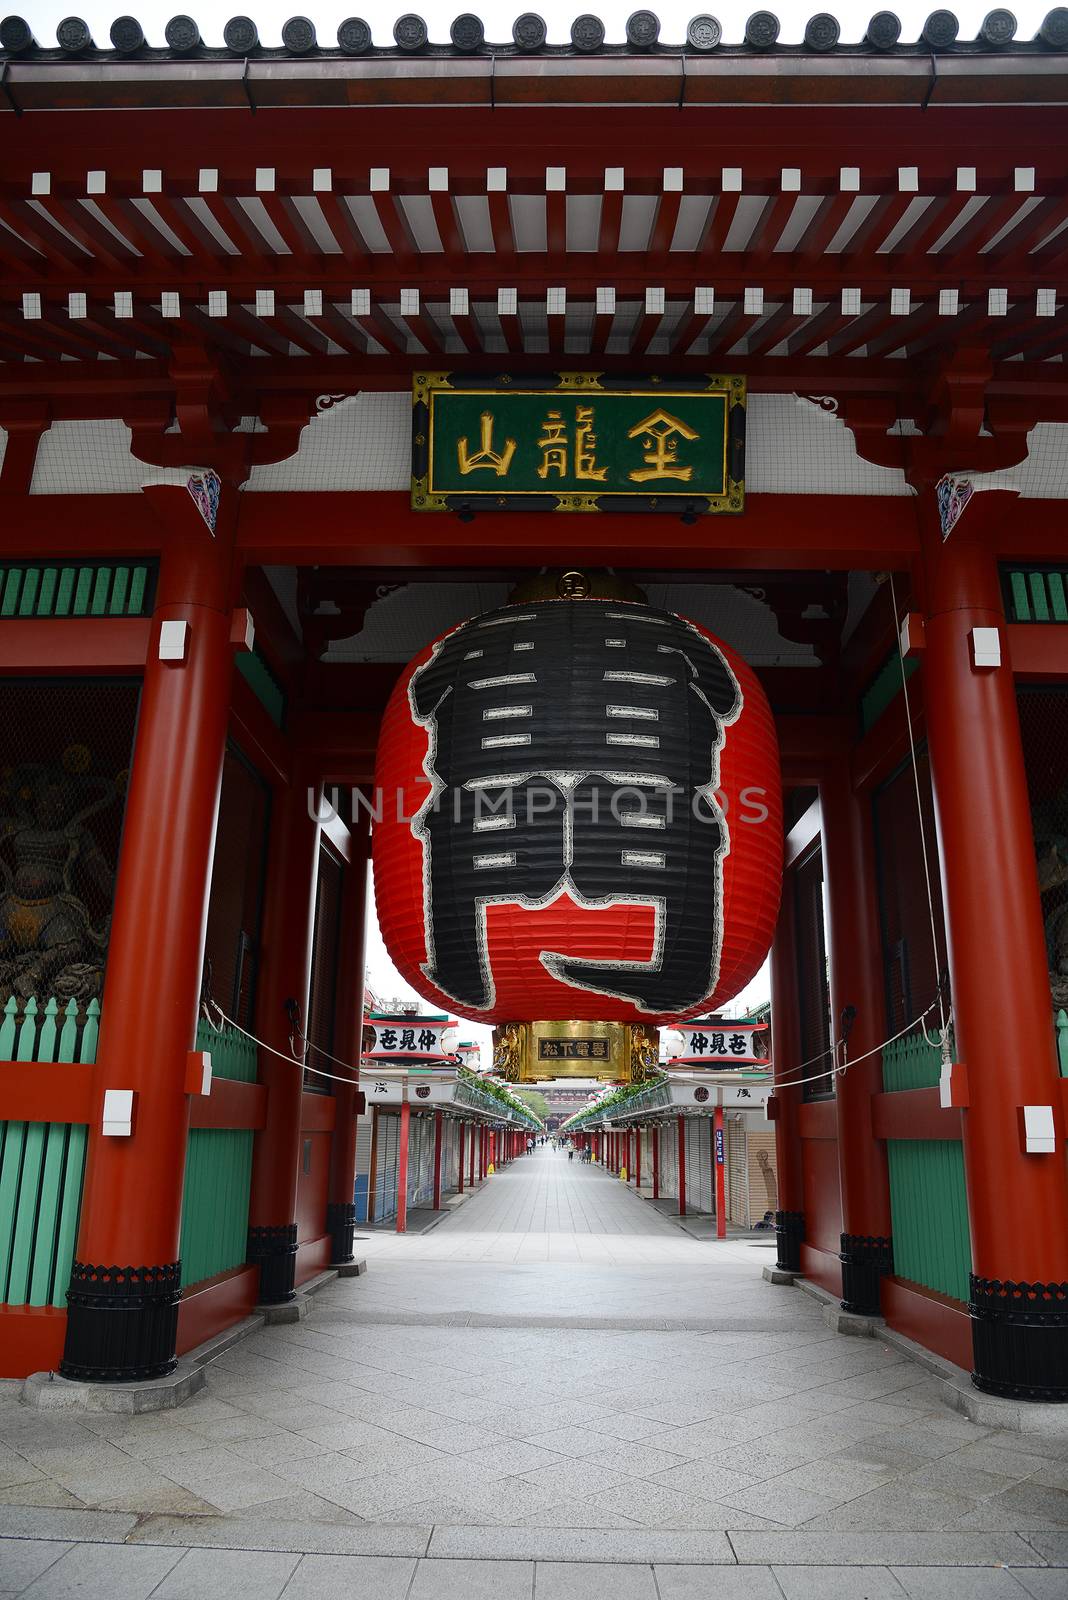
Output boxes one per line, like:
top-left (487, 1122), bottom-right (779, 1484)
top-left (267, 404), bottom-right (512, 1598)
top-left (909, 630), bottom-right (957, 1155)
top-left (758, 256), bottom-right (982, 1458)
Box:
top-left (411, 372), bottom-right (745, 515)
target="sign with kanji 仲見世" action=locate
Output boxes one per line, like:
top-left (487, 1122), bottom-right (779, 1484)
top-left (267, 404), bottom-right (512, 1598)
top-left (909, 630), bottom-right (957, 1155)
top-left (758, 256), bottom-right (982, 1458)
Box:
top-left (672, 1022), bottom-right (768, 1066)
top-left (411, 374), bottom-right (746, 515)
top-left (363, 1016), bottom-right (454, 1061)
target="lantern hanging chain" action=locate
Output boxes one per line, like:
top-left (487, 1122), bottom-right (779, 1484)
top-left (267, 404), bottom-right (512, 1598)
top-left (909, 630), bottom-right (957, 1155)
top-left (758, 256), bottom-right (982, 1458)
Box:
top-left (887, 571), bottom-right (952, 1063)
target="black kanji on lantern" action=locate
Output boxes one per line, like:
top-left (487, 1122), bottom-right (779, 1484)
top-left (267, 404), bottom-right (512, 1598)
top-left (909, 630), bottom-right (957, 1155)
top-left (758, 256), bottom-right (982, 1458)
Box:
top-left (408, 599), bottom-right (742, 1014)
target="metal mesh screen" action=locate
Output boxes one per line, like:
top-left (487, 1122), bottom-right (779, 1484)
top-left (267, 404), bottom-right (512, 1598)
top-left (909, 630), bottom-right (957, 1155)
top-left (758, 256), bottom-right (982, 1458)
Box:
top-left (1018, 686), bottom-right (1068, 1015)
top-left (202, 743), bottom-right (270, 1028)
top-left (794, 846), bottom-right (834, 1101)
top-left (0, 677), bottom-right (139, 1013)
top-left (872, 751), bottom-right (948, 1033)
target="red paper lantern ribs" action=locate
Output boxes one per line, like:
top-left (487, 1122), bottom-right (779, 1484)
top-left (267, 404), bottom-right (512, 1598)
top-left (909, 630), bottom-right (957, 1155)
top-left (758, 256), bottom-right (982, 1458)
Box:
top-left (372, 597), bottom-right (782, 1026)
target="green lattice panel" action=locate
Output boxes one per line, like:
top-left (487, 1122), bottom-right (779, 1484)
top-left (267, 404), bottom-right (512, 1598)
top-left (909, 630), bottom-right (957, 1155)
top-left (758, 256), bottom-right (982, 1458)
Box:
top-left (179, 1128), bottom-right (254, 1289)
top-left (0, 563), bottom-right (154, 618)
top-left (887, 1138), bottom-right (972, 1304)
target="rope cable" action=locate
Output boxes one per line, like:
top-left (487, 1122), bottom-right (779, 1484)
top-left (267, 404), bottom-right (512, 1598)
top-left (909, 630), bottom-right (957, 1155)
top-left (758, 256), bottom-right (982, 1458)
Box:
top-left (888, 571), bottom-right (951, 1052)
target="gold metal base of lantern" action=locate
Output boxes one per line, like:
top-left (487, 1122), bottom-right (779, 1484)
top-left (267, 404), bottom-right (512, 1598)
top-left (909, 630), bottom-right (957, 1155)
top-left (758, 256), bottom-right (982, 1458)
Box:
top-left (492, 1020), bottom-right (660, 1085)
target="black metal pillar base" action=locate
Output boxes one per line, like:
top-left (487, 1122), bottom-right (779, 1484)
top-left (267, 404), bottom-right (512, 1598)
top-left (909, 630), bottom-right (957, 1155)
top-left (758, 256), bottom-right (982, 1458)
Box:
top-left (247, 1223), bottom-right (298, 1304)
top-left (59, 1262), bottom-right (181, 1383)
top-left (775, 1210), bottom-right (804, 1273)
top-left (839, 1233), bottom-right (894, 1316)
top-left (325, 1201), bottom-right (356, 1267)
top-left (970, 1277), bottom-right (1068, 1403)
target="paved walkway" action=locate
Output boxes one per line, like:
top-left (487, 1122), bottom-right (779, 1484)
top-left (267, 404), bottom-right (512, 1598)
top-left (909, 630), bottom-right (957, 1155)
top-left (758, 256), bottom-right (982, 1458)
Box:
top-left (1, 1147), bottom-right (1066, 1596)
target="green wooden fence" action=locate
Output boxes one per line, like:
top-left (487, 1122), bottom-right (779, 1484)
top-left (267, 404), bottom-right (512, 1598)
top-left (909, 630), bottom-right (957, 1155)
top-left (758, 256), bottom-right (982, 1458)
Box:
top-left (886, 1137), bottom-right (972, 1303)
top-left (882, 1026), bottom-right (971, 1304)
top-left (179, 1020), bottom-right (258, 1289)
top-left (0, 995), bottom-right (98, 1309)
top-left (180, 1128), bottom-right (255, 1289)
top-left (881, 1027), bottom-right (943, 1090)
top-left (0, 562), bottom-right (154, 618)
top-left (1004, 565), bottom-right (1068, 623)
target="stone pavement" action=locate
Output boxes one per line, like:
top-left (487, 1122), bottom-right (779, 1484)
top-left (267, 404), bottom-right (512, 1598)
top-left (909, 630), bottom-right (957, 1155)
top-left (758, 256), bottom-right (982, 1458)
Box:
top-left (1, 1145), bottom-right (1066, 1596)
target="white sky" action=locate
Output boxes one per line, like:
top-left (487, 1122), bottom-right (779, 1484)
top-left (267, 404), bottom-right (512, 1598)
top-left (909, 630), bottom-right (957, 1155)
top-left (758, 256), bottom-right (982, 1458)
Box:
top-left (363, 884), bottom-right (771, 1070)
top-left (19, 3), bottom-right (1058, 49)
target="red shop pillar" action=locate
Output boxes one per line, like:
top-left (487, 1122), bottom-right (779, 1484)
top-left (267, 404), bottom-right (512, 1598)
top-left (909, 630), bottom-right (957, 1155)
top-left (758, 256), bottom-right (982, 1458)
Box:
top-left (246, 766), bottom-right (323, 1303)
top-left (634, 1128), bottom-right (642, 1189)
top-left (62, 503), bottom-right (239, 1382)
top-left (920, 503), bottom-right (1068, 1400)
top-left (470, 1120), bottom-right (477, 1187)
top-left (396, 1101), bottom-right (411, 1234)
top-left (326, 810), bottom-right (370, 1267)
top-left (714, 1107), bottom-right (727, 1240)
top-left (769, 870), bottom-right (805, 1274)
top-left (432, 1110), bottom-right (443, 1209)
top-left (821, 744), bottom-right (893, 1315)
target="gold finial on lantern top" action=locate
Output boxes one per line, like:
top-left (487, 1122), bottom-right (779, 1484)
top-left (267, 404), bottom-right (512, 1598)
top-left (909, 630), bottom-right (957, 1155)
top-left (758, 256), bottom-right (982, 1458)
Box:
top-left (506, 569), bottom-right (648, 605)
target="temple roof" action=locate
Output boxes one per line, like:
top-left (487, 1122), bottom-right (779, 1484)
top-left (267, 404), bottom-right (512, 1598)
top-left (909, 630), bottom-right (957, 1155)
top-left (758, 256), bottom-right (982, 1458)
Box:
top-left (3, 10), bottom-right (1068, 61)
top-left (1, 11), bottom-right (1068, 113)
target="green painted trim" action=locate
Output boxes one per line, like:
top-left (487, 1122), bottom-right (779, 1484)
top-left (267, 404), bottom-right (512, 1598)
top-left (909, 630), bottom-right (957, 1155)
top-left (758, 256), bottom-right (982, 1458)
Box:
top-left (0, 1120), bottom-right (87, 1307)
top-left (1004, 564), bottom-right (1068, 624)
top-left (179, 1128), bottom-right (254, 1289)
top-left (0, 561), bottom-right (155, 619)
top-left (886, 1137), bottom-right (972, 1303)
top-left (194, 1018), bottom-right (258, 1083)
top-left (52, 1126), bottom-right (86, 1308)
top-left (235, 645), bottom-right (287, 730)
top-left (882, 1029), bottom-right (943, 1091)
top-left (859, 650), bottom-right (919, 735)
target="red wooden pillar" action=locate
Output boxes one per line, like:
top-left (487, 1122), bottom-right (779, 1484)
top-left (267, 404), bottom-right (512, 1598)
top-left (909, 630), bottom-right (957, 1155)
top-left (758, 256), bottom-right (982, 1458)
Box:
top-left (714, 1106), bottom-right (727, 1240)
top-left (634, 1127), bottom-right (642, 1188)
top-left (396, 1101), bottom-right (411, 1234)
top-left (432, 1110), bottom-right (443, 1210)
top-left (821, 744), bottom-right (893, 1314)
top-left (457, 1121), bottom-right (466, 1194)
top-left (470, 1120), bottom-right (477, 1186)
top-left (652, 1123), bottom-right (660, 1200)
top-left (327, 810), bottom-right (370, 1266)
top-left (920, 502), bottom-right (1068, 1399)
top-left (769, 869), bottom-right (805, 1274)
top-left (62, 512), bottom-right (237, 1382)
top-left (246, 766), bottom-right (323, 1303)
top-left (677, 1115), bottom-right (687, 1217)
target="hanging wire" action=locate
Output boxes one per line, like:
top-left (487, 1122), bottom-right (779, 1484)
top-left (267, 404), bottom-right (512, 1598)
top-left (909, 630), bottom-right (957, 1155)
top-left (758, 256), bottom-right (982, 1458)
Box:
top-left (887, 571), bottom-right (952, 1060)
top-left (201, 997), bottom-right (361, 1086)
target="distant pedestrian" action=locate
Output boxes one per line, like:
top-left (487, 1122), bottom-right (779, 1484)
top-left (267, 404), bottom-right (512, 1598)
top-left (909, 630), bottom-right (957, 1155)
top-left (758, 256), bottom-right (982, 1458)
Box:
top-left (568, 1148), bottom-right (574, 1162)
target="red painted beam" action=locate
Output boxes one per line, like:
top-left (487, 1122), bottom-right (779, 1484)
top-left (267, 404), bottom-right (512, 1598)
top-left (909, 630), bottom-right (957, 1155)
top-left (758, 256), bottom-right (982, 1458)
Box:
top-left (0, 617), bottom-right (151, 671)
top-left (234, 490), bottom-right (919, 571)
top-left (1007, 623), bottom-right (1068, 679)
top-left (190, 1079), bottom-right (268, 1130)
top-left (0, 1063), bottom-right (93, 1123)
top-left (871, 1088), bottom-right (962, 1142)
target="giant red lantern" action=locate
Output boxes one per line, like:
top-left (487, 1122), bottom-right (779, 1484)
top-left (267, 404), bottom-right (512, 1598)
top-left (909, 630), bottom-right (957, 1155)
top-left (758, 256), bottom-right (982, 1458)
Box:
top-left (373, 595), bottom-right (782, 1025)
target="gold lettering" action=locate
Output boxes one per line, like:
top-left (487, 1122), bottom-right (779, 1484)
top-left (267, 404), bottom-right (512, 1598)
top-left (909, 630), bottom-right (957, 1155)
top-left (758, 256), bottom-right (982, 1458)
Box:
top-left (575, 405), bottom-right (608, 481)
top-left (536, 410), bottom-right (569, 479)
top-left (458, 411), bottom-right (517, 476)
top-left (627, 409), bottom-right (699, 483)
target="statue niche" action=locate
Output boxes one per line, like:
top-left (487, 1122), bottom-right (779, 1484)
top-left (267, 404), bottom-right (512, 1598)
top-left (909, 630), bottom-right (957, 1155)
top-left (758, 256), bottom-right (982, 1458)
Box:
top-left (0, 746), bottom-right (121, 1007)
